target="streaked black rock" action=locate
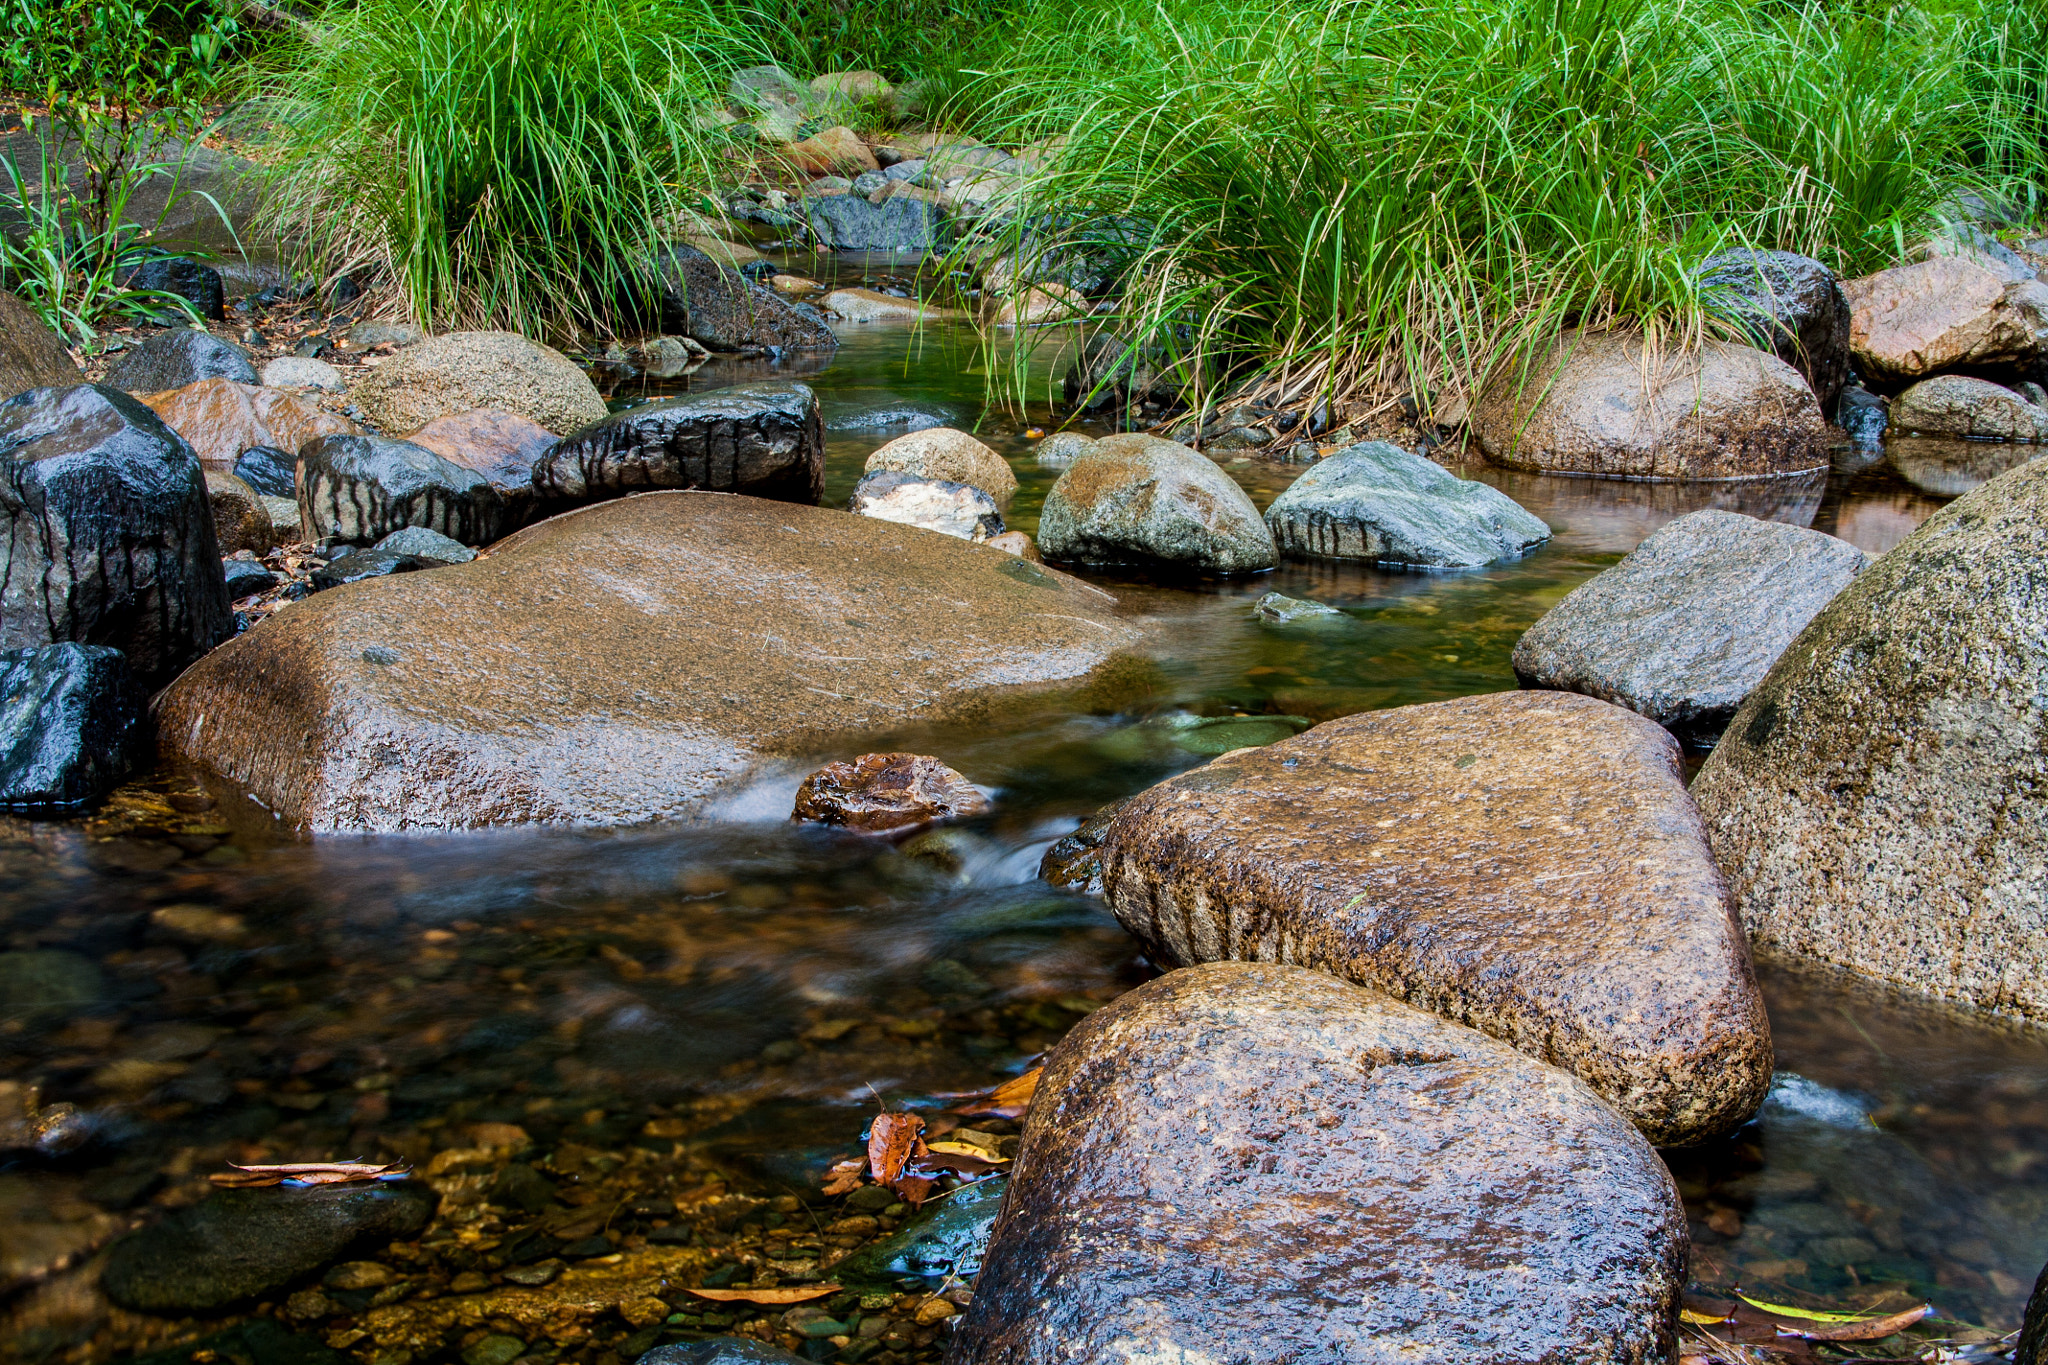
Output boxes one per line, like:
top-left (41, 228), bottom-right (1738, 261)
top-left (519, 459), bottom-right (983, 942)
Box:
top-left (297, 434), bottom-right (507, 547)
top-left (0, 644), bottom-right (142, 811)
top-left (535, 382), bottom-right (824, 506)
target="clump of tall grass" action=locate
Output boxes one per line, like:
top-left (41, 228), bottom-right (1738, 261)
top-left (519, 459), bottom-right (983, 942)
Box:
top-left (250, 0), bottom-right (759, 336)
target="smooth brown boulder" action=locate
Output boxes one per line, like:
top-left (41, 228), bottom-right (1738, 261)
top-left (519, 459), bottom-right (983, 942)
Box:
top-left (1844, 250), bottom-right (2048, 384)
top-left (788, 125), bottom-right (878, 175)
top-left (864, 428), bottom-right (1018, 503)
top-left (141, 379), bottom-right (357, 472)
top-left (790, 753), bottom-right (989, 833)
top-left (951, 961), bottom-right (1687, 1365)
top-left (1472, 329), bottom-right (1831, 480)
top-left (154, 493), bottom-right (1145, 832)
top-left (1097, 690), bottom-right (1772, 1146)
top-left (403, 409), bottom-right (554, 523)
top-left (204, 471), bottom-right (273, 555)
top-left (0, 291), bottom-right (80, 400)
top-left (349, 332), bottom-right (606, 436)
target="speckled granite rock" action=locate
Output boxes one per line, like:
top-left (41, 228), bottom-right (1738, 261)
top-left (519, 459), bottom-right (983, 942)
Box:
top-left (1038, 434), bottom-right (1275, 573)
top-left (350, 332), bottom-right (606, 436)
top-left (1265, 440), bottom-right (1550, 568)
top-left (949, 961), bottom-right (1687, 1365)
top-left (1844, 250), bottom-right (2048, 383)
top-left (1097, 691), bottom-right (1772, 1146)
top-left (863, 427), bottom-right (1017, 502)
top-left (1514, 510), bottom-right (1868, 746)
top-left (1693, 458), bottom-right (2048, 1020)
top-left (1892, 375), bottom-right (2048, 441)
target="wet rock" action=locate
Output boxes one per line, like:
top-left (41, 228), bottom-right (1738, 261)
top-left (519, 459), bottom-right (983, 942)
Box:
top-left (820, 288), bottom-right (962, 323)
top-left (117, 257), bottom-right (225, 320)
top-left (1098, 691), bottom-right (1772, 1145)
top-left (350, 331), bottom-right (606, 436)
top-left (1033, 431), bottom-right (1093, 466)
top-left (864, 427), bottom-right (1017, 502)
top-left (0, 384), bottom-right (232, 686)
top-left (232, 444), bottom-right (297, 496)
top-left (824, 401), bottom-right (956, 433)
top-left (156, 492), bottom-right (1144, 831)
top-left (1698, 249), bottom-right (1852, 411)
top-left (1892, 374), bottom-right (2048, 441)
top-left (310, 549), bottom-right (431, 590)
top-left (534, 382), bottom-right (824, 507)
top-left (643, 1341), bottom-right (812, 1365)
top-left (950, 961), bottom-right (1687, 1365)
top-left (805, 194), bottom-right (946, 253)
top-left (1039, 799), bottom-right (1130, 896)
top-left (1265, 440), bottom-right (1550, 568)
top-left (206, 470), bottom-right (273, 555)
top-left (792, 752), bottom-right (990, 833)
top-left (224, 558), bottom-right (278, 598)
top-left (835, 1175), bottom-right (1005, 1285)
top-left (1513, 510), bottom-right (1868, 747)
top-left (1693, 458), bottom-right (2048, 1020)
top-left (375, 526), bottom-right (475, 563)
top-left (2018, 1263), bottom-right (2048, 1365)
top-left (986, 529), bottom-right (1039, 560)
top-left (1838, 386), bottom-right (1888, 444)
top-left (1472, 329), bottom-right (1831, 479)
top-left (1845, 249), bottom-right (2048, 383)
top-left (1250, 591), bottom-right (1340, 624)
top-left (142, 378), bottom-right (358, 472)
top-left (1039, 434), bottom-right (1275, 573)
top-left (655, 245), bottom-right (837, 353)
top-left (102, 1180), bottom-right (437, 1312)
top-left (125, 1318), bottom-right (350, 1365)
top-left (298, 434), bottom-right (507, 547)
top-left (105, 328), bottom-right (257, 392)
top-left (0, 289), bottom-right (81, 400)
top-left (402, 408), bottom-right (554, 525)
top-left (259, 356), bottom-right (345, 392)
top-left (849, 469), bottom-right (1003, 542)
top-left (0, 950), bottom-right (103, 1018)
top-left (262, 495), bottom-right (302, 542)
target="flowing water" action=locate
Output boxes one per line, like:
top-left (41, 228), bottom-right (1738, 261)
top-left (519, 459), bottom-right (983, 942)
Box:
top-left (3, 260), bottom-right (2044, 1362)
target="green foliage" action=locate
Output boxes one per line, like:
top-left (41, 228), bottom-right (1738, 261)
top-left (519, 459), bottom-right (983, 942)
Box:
top-left (1, 0), bottom-right (241, 100)
top-left (717, 0), bottom-right (1015, 83)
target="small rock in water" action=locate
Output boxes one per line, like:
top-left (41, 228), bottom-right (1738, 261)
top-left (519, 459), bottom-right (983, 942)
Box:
top-left (0, 644), bottom-right (143, 810)
top-left (1892, 374), bottom-right (2048, 441)
top-left (849, 468), bottom-right (1004, 542)
top-left (824, 402), bottom-right (957, 433)
top-left (819, 288), bottom-right (961, 324)
top-left (1837, 386), bottom-right (1888, 444)
top-left (1264, 440), bottom-right (1551, 568)
top-left (830, 1176), bottom-right (1006, 1285)
top-left (655, 246), bottom-right (837, 353)
top-left (322, 1260), bottom-right (395, 1291)
top-left (792, 752), bottom-right (990, 833)
top-left (1038, 798), bottom-right (1132, 896)
top-left (1033, 430), bottom-right (1094, 465)
top-left (863, 427), bottom-right (1017, 502)
top-left (0, 949), bottom-right (104, 1020)
top-left (1038, 433), bottom-right (1276, 573)
top-left (641, 1340), bottom-right (812, 1365)
top-left (1249, 591), bottom-right (1340, 624)
top-left (374, 526), bottom-right (476, 564)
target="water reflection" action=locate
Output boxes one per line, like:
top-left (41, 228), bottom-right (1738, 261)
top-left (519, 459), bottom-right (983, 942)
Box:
top-left (1887, 436), bottom-right (2045, 499)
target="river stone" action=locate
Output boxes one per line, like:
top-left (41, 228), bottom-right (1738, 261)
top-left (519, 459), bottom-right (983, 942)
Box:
top-left (864, 428), bottom-right (1017, 502)
top-left (1513, 510), bottom-right (1869, 747)
top-left (205, 471), bottom-right (273, 556)
top-left (402, 408), bottom-right (553, 526)
top-left (1699, 249), bottom-right (1852, 411)
top-left (0, 290), bottom-right (80, 400)
top-left (350, 331), bottom-right (606, 436)
top-left (1097, 691), bottom-right (1772, 1145)
top-left (655, 245), bottom-right (836, 353)
top-left (0, 385), bottom-right (232, 687)
top-left (0, 949), bottom-right (103, 1019)
top-left (2020, 1264), bottom-right (2048, 1365)
top-left (102, 1180), bottom-right (437, 1312)
top-left (1039, 798), bottom-right (1132, 896)
top-left (223, 558), bottom-right (278, 598)
top-left (535, 382), bottom-right (823, 508)
top-left (643, 1342), bottom-right (811, 1365)
top-left (1692, 458), bottom-right (2048, 1020)
top-left (1265, 440), bottom-right (1550, 568)
top-left (1844, 249), bottom-right (2048, 383)
top-left (790, 125), bottom-right (878, 175)
top-left (141, 379), bottom-right (359, 472)
top-left (791, 752), bottom-right (990, 833)
top-left (986, 530), bottom-right (1039, 561)
top-left (1250, 591), bottom-right (1341, 624)
top-left (116, 257), bottom-right (224, 321)
top-left (1471, 329), bottom-right (1831, 480)
top-left (1038, 434), bottom-right (1276, 573)
top-left (804, 194), bottom-right (946, 253)
top-left (297, 434), bottom-right (507, 547)
top-left (309, 549), bottom-right (431, 591)
top-left (104, 329), bottom-right (257, 393)
top-left (1892, 374), bottom-right (2048, 441)
top-left (1034, 431), bottom-right (1094, 466)
top-left (258, 356), bottom-right (345, 392)
top-left (825, 402), bottom-right (957, 434)
top-left (820, 288), bottom-right (963, 324)
top-left (375, 527), bottom-right (475, 564)
top-left (849, 469), bottom-right (1003, 542)
top-left (154, 492), bottom-right (1145, 831)
top-left (834, 1175), bottom-right (1004, 1285)
top-left (950, 961), bottom-right (1687, 1365)
top-left (0, 644), bottom-right (141, 810)
top-left (232, 445), bottom-right (297, 497)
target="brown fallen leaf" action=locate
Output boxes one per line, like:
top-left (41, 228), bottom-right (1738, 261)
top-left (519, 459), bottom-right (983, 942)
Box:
top-left (1775, 1305), bottom-right (1930, 1342)
top-left (868, 1112), bottom-right (926, 1188)
top-left (685, 1285), bottom-right (840, 1305)
top-left (212, 1160), bottom-right (409, 1188)
top-left (950, 1068), bottom-right (1040, 1121)
top-left (822, 1156), bottom-right (866, 1196)
top-left (895, 1173), bottom-right (938, 1207)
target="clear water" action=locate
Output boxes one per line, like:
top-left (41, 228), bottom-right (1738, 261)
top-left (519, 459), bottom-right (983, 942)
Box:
top-left (3, 265), bottom-right (2041, 1361)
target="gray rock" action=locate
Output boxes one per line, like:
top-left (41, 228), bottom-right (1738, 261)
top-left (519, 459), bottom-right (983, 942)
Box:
top-left (1033, 431), bottom-right (1094, 465)
top-left (223, 558), bottom-right (278, 598)
top-left (727, 64), bottom-right (808, 111)
top-left (833, 1176), bottom-right (1004, 1284)
top-left (345, 322), bottom-right (425, 349)
top-left (374, 526), bottom-right (476, 563)
top-left (1249, 591), bottom-right (1340, 623)
top-left (1893, 374), bottom-right (2048, 441)
top-left (1699, 249), bottom-right (1853, 411)
top-left (824, 402), bottom-right (957, 433)
top-left (1514, 509), bottom-right (1868, 747)
top-left (1038, 434), bottom-right (1276, 573)
top-left (258, 356), bottom-right (345, 392)
top-left (0, 289), bottom-right (81, 401)
top-left (103, 1181), bottom-right (437, 1312)
top-left (104, 329), bottom-right (257, 393)
top-left (309, 548), bottom-right (431, 590)
top-left (1265, 440), bottom-right (1551, 568)
top-left (297, 434), bottom-right (507, 547)
top-left (883, 158), bottom-right (926, 182)
top-left (805, 194), bottom-right (946, 252)
top-left (849, 469), bottom-right (1003, 542)
top-left (1838, 387), bottom-right (1888, 445)
top-left (949, 962), bottom-right (1687, 1365)
top-left (534, 382), bottom-right (823, 507)
top-left (654, 245), bottom-right (836, 353)
top-left (644, 1341), bottom-right (810, 1365)
top-left (1694, 457), bottom-right (2048, 1020)
top-left (0, 949), bottom-right (104, 1019)
top-left (849, 170), bottom-right (888, 196)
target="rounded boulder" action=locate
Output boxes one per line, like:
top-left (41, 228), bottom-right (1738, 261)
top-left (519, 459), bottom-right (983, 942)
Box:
top-left (1038, 433), bottom-right (1276, 573)
top-left (863, 427), bottom-right (1017, 502)
top-left (350, 331), bottom-right (606, 436)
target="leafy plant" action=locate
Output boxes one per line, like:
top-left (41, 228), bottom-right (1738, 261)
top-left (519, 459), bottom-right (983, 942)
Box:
top-left (1, 0), bottom-right (241, 100)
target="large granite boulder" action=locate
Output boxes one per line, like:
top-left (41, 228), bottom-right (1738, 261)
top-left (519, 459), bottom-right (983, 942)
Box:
top-left (0, 385), bottom-right (231, 687)
top-left (1699, 249), bottom-right (1852, 411)
top-left (863, 427), bottom-right (1017, 502)
top-left (0, 290), bottom-right (80, 400)
top-left (1471, 329), bottom-right (1832, 479)
top-left (0, 643), bottom-right (142, 811)
top-left (1038, 434), bottom-right (1276, 574)
top-left (848, 469), bottom-right (1003, 542)
top-left (154, 493), bottom-right (1146, 832)
top-left (1264, 440), bottom-right (1550, 568)
top-left (804, 193), bottom-right (946, 253)
top-left (533, 382), bottom-right (823, 507)
top-left (349, 331), bottom-right (606, 436)
top-left (296, 434), bottom-right (508, 547)
top-left (655, 245), bottom-right (836, 353)
top-left (1513, 510), bottom-right (1869, 747)
top-left (950, 961), bottom-right (1687, 1365)
top-left (1096, 690), bottom-right (1772, 1145)
top-left (1891, 374), bottom-right (2048, 441)
top-left (141, 379), bottom-right (358, 471)
top-left (1692, 458), bottom-right (2048, 1020)
top-left (1844, 250), bottom-right (2048, 384)
top-left (104, 329), bottom-right (257, 393)
top-left (402, 409), bottom-right (555, 526)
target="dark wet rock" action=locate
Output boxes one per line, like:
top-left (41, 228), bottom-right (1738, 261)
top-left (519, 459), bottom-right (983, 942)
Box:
top-left (224, 558), bottom-right (279, 598)
top-left (849, 469), bottom-right (1003, 542)
top-left (792, 752), bottom-right (990, 833)
top-left (534, 382), bottom-right (824, 507)
top-left (102, 1180), bottom-right (437, 1312)
top-left (351, 331), bottom-right (607, 436)
top-left (309, 549), bottom-right (431, 590)
top-left (1838, 386), bottom-right (1887, 444)
top-left (1039, 799), bottom-right (1131, 896)
top-left (142, 379), bottom-right (358, 472)
top-left (0, 384), bottom-right (232, 687)
top-left (105, 328), bottom-right (257, 392)
top-left (0, 643), bottom-right (142, 810)
top-left (126, 1318), bottom-right (350, 1365)
top-left (402, 408), bottom-right (555, 526)
top-left (1265, 440), bottom-right (1550, 568)
top-left (0, 949), bottom-right (104, 1019)
top-left (1694, 458), bottom-right (2048, 1020)
top-left (835, 1176), bottom-right (1005, 1285)
top-left (2019, 1263), bottom-right (2048, 1365)
top-left (375, 526), bottom-right (475, 563)
top-left (864, 427), bottom-right (1017, 502)
top-left (1472, 329), bottom-right (1831, 480)
top-left (1039, 434), bottom-right (1276, 573)
top-left (1098, 691), bottom-right (1772, 1146)
top-left (1844, 249), bottom-right (2048, 384)
top-left (297, 433), bottom-right (507, 547)
top-left (233, 444), bottom-right (297, 496)
top-left (1513, 510), bottom-right (1868, 747)
top-left (643, 1340), bottom-right (812, 1365)
top-left (824, 401), bottom-right (957, 433)
top-left (1249, 591), bottom-right (1340, 624)
top-left (117, 257), bottom-right (225, 321)
top-left (490, 1163), bottom-right (555, 1214)
top-left (655, 245), bottom-right (837, 353)
top-left (206, 470), bottom-right (273, 555)
top-left (156, 493), bottom-right (1146, 831)
top-left (805, 194), bottom-right (945, 252)
top-left (950, 961), bottom-right (1687, 1365)
top-left (1893, 374), bottom-right (2048, 441)
top-left (1061, 333), bottom-right (1189, 413)
top-left (0, 289), bottom-right (81, 400)
top-left (1699, 249), bottom-right (1851, 412)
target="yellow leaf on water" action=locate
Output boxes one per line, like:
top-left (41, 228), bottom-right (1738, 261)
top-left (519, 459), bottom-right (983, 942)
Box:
top-left (1680, 1308), bottom-right (1730, 1325)
top-left (1733, 1294), bottom-right (1895, 1324)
